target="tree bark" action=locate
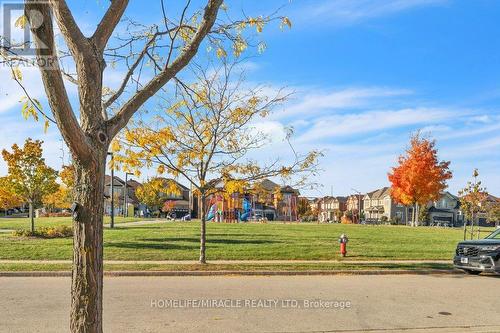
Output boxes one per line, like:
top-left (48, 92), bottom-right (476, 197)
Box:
top-left (29, 201), bottom-right (34, 233)
top-left (200, 193), bottom-right (207, 264)
top-left (415, 204), bottom-right (419, 227)
top-left (411, 204), bottom-right (414, 227)
top-left (70, 152), bottom-right (106, 333)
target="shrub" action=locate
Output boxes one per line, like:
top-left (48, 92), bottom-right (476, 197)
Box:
top-left (12, 229), bottom-right (34, 237)
top-left (13, 225), bottom-right (73, 238)
top-left (380, 216), bottom-right (388, 223)
top-left (39, 212), bottom-right (72, 217)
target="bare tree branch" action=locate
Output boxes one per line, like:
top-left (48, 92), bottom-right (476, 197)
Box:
top-left (106, 0), bottom-right (223, 137)
top-left (103, 28), bottom-right (160, 109)
top-left (92, 0), bottom-right (129, 51)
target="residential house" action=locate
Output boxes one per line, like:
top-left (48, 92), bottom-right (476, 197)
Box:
top-left (426, 191), bottom-right (462, 227)
top-left (363, 187), bottom-right (407, 223)
top-left (104, 175), bottom-right (142, 216)
top-left (346, 194), bottom-right (364, 223)
top-left (476, 193), bottom-right (499, 227)
top-left (318, 196), bottom-right (334, 222)
top-left (319, 196), bottom-right (347, 222)
top-left (276, 185), bottom-right (300, 221)
top-left (426, 192), bottom-right (498, 227)
top-left (254, 179), bottom-right (288, 221)
top-left (153, 178), bottom-right (191, 218)
top-left (308, 198), bottom-right (321, 216)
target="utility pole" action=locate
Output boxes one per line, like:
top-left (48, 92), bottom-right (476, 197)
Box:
top-left (189, 183), bottom-right (193, 217)
top-left (352, 188), bottom-right (362, 224)
top-left (107, 152), bottom-right (114, 228)
top-left (124, 172), bottom-right (133, 218)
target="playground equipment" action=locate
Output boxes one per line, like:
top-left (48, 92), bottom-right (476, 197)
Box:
top-left (205, 194), bottom-right (222, 222)
top-left (239, 198), bottom-right (252, 222)
top-left (206, 202), bottom-right (217, 221)
top-left (204, 193), bottom-right (253, 223)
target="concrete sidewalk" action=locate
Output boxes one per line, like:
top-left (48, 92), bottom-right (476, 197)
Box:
top-left (0, 259), bottom-right (450, 265)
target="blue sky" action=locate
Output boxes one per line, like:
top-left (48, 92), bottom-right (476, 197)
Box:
top-left (0, 0), bottom-right (499, 197)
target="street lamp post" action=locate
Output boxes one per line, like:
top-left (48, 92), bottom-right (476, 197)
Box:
top-left (124, 172), bottom-right (133, 218)
top-left (351, 188), bottom-right (362, 224)
top-left (107, 152), bottom-right (114, 228)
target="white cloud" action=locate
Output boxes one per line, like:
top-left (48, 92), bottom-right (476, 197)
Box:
top-left (250, 120), bottom-right (287, 144)
top-left (437, 118), bottom-right (500, 141)
top-left (467, 115), bottom-right (492, 124)
top-left (420, 125), bottom-right (452, 134)
top-left (296, 107), bottom-right (456, 143)
top-left (275, 86), bottom-right (412, 120)
top-left (442, 135), bottom-right (500, 160)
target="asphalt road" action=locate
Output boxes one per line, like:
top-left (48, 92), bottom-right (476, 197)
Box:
top-left (1, 274), bottom-right (499, 332)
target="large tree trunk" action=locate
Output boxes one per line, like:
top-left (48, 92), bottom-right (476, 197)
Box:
top-left (415, 204), bottom-right (419, 227)
top-left (70, 152), bottom-right (106, 333)
top-left (410, 205), bottom-right (414, 227)
top-left (200, 193), bottom-right (207, 264)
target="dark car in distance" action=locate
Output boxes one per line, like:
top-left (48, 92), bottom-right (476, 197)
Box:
top-left (454, 228), bottom-right (500, 275)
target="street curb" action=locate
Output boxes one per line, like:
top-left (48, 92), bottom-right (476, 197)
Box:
top-left (0, 269), bottom-right (459, 277)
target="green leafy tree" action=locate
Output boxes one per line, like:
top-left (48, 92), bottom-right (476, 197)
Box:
top-left (1, 139), bottom-right (58, 232)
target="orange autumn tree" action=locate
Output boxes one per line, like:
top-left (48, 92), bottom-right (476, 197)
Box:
top-left (388, 133), bottom-right (452, 226)
top-left (162, 200), bottom-right (176, 217)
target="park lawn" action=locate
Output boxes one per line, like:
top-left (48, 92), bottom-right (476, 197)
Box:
top-left (0, 220), bottom-right (493, 261)
top-left (0, 216), bottom-right (155, 230)
top-left (0, 262), bottom-right (453, 272)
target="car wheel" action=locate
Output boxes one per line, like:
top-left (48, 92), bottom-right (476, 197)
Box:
top-left (464, 269), bottom-right (481, 275)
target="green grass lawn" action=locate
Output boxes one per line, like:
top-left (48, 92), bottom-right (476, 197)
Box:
top-left (0, 219), bottom-right (494, 261)
top-left (0, 262), bottom-right (453, 272)
top-left (0, 216), bottom-right (154, 230)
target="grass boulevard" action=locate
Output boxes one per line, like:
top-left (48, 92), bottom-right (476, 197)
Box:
top-left (1, 217), bottom-right (492, 272)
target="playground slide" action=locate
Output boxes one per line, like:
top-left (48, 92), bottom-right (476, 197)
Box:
top-left (206, 204), bottom-right (217, 221)
top-left (239, 199), bottom-right (252, 222)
